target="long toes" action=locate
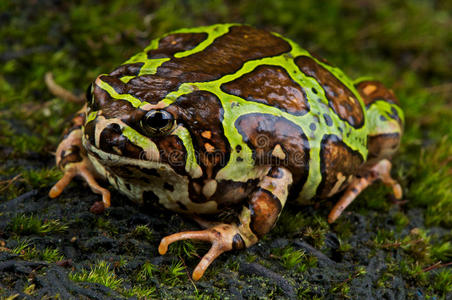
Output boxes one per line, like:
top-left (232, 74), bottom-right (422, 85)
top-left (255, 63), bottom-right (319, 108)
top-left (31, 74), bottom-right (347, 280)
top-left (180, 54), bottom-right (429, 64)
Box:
top-left (49, 171), bottom-right (75, 198)
top-left (158, 230), bottom-right (215, 255)
top-left (192, 243), bottom-right (224, 281)
top-left (78, 167), bottom-right (111, 207)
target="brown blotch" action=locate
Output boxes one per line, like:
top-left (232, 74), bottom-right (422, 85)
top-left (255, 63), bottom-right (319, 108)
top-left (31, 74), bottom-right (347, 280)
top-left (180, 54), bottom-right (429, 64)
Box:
top-left (110, 62), bottom-right (144, 77)
top-left (249, 188), bottom-right (282, 238)
top-left (59, 145), bottom-right (83, 168)
top-left (355, 80), bottom-right (399, 107)
top-left (148, 32), bottom-right (208, 59)
top-left (156, 25), bottom-right (291, 82)
top-left (221, 65), bottom-right (309, 115)
top-left (98, 123), bottom-right (143, 159)
top-left (171, 91), bottom-right (230, 179)
top-left (100, 74), bottom-right (181, 104)
top-left (154, 135), bottom-right (188, 175)
top-left (367, 133), bottom-right (401, 161)
top-left (208, 179), bottom-right (259, 208)
top-left (316, 134), bottom-right (365, 198)
top-left (235, 113), bottom-right (309, 185)
top-left (295, 56), bottom-right (364, 128)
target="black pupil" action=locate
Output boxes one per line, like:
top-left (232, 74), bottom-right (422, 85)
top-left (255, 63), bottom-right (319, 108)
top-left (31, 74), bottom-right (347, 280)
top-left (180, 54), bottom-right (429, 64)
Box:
top-left (147, 111), bottom-right (171, 129)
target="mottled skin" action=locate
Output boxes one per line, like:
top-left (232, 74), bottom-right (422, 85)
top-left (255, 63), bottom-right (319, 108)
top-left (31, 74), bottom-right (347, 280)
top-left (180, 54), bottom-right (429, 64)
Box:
top-left (48, 24), bottom-right (404, 280)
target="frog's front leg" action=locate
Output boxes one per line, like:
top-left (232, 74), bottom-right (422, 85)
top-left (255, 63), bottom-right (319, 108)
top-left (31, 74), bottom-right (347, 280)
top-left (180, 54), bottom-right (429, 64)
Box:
top-left (158, 166), bottom-right (293, 280)
top-left (49, 105), bottom-right (111, 212)
top-left (328, 159), bottom-right (402, 223)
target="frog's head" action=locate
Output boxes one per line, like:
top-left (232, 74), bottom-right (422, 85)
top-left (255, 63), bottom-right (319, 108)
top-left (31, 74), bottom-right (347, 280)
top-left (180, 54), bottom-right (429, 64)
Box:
top-left (83, 74), bottom-right (228, 179)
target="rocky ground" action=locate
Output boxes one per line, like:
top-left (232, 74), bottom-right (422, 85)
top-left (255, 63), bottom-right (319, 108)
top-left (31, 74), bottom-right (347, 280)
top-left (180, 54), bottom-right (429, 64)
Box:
top-left (1, 0), bottom-right (451, 299)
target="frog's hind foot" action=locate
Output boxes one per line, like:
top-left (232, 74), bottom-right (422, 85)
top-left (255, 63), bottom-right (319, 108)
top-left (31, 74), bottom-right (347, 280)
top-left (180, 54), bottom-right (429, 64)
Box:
top-left (328, 159), bottom-right (402, 223)
top-left (158, 224), bottom-right (240, 281)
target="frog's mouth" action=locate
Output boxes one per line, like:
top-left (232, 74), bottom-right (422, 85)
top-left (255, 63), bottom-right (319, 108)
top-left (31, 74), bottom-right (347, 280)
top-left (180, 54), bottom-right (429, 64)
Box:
top-left (82, 137), bottom-right (173, 173)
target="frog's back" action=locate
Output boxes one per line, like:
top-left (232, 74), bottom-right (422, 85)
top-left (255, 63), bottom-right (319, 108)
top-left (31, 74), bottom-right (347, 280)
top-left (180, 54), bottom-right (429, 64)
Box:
top-left (103, 24), bottom-right (371, 203)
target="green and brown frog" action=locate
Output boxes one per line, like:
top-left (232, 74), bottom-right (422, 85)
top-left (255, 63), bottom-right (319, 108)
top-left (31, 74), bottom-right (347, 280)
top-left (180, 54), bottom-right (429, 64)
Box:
top-left (48, 24), bottom-right (404, 280)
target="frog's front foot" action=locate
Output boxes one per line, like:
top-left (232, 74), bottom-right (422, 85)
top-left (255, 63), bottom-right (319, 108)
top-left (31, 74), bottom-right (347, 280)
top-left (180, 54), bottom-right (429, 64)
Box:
top-left (158, 224), bottom-right (241, 280)
top-left (49, 127), bottom-right (111, 213)
top-left (49, 159), bottom-right (111, 213)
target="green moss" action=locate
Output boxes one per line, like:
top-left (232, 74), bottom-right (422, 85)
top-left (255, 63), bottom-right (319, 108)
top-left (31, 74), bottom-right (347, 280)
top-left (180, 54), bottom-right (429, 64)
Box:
top-left (405, 138), bottom-right (452, 228)
top-left (21, 246), bottom-right (64, 263)
top-left (9, 214), bottom-right (68, 236)
top-left (330, 266), bottom-right (367, 297)
top-left (95, 217), bottom-right (118, 235)
top-left (274, 212), bottom-right (329, 248)
top-left (69, 261), bottom-right (123, 291)
top-left (167, 239), bottom-right (200, 259)
top-left (136, 261), bottom-right (158, 282)
top-left (429, 269), bottom-right (452, 297)
top-left (160, 260), bottom-right (186, 287)
top-left (393, 212), bottom-right (410, 231)
top-left (272, 246), bottom-right (317, 272)
top-left (130, 224), bottom-right (153, 242)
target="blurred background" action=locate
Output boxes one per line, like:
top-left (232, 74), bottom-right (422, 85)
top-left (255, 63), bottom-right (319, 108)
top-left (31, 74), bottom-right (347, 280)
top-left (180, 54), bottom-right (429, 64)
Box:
top-left (0, 0), bottom-right (451, 298)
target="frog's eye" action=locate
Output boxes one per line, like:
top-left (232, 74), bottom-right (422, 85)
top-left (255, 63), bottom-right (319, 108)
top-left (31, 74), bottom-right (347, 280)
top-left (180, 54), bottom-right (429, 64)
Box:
top-left (141, 110), bottom-right (176, 136)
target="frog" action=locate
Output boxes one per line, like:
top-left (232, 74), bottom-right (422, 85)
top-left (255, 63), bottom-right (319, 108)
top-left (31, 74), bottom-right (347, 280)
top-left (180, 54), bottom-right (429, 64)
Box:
top-left (48, 24), bottom-right (404, 280)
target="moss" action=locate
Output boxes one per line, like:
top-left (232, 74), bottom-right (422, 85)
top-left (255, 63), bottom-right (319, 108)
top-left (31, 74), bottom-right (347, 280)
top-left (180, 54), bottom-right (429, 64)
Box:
top-left (9, 214), bottom-right (68, 236)
top-left (330, 266), bottom-right (367, 298)
top-left (21, 246), bottom-right (64, 263)
top-left (95, 216), bottom-right (118, 235)
top-left (167, 239), bottom-right (200, 259)
top-left (272, 246), bottom-right (318, 272)
top-left (429, 269), bottom-right (452, 297)
top-left (69, 260), bottom-right (123, 291)
top-left (274, 211), bottom-right (329, 248)
top-left (130, 224), bottom-right (153, 242)
top-left (405, 138), bottom-right (452, 228)
top-left (160, 260), bottom-right (186, 287)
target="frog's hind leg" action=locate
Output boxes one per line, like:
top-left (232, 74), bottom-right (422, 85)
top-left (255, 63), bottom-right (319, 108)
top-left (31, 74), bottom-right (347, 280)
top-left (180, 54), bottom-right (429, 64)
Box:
top-left (159, 166), bottom-right (293, 280)
top-left (328, 159), bottom-right (402, 223)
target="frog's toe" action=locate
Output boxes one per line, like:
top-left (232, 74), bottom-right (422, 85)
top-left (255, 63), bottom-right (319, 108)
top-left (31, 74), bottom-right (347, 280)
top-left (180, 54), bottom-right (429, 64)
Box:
top-left (49, 170), bottom-right (77, 198)
top-left (78, 166), bottom-right (111, 208)
top-left (159, 224), bottom-right (237, 280)
top-left (49, 161), bottom-right (111, 210)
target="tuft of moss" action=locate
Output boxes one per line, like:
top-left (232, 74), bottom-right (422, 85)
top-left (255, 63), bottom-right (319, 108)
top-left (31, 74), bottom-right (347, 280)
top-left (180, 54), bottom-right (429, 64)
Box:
top-left (406, 138), bottom-right (452, 228)
top-left (160, 260), bottom-right (187, 287)
top-left (274, 211), bottom-right (329, 248)
top-left (272, 246), bottom-right (318, 272)
top-left (167, 239), bottom-right (200, 259)
top-left (9, 214), bottom-right (68, 236)
top-left (429, 269), bottom-right (452, 297)
top-left (130, 224), bottom-right (153, 242)
top-left (21, 246), bottom-right (64, 263)
top-left (69, 260), bottom-right (123, 291)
